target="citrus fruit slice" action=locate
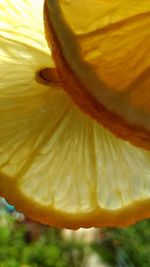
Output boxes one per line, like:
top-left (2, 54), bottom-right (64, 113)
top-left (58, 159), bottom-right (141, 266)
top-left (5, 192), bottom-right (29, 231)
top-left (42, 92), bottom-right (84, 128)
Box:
top-left (44, 0), bottom-right (150, 150)
top-left (0, 0), bottom-right (150, 229)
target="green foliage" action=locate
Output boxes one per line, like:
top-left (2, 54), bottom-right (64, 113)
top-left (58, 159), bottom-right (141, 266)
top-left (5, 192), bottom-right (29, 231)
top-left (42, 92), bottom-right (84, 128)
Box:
top-left (0, 213), bottom-right (85, 267)
top-left (91, 219), bottom-right (150, 267)
top-left (1, 211), bottom-right (150, 267)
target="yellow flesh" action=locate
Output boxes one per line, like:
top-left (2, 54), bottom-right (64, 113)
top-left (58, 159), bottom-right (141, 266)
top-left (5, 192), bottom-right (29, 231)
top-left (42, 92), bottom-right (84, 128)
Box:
top-left (47, 0), bottom-right (150, 131)
top-left (0, 0), bottom-right (150, 228)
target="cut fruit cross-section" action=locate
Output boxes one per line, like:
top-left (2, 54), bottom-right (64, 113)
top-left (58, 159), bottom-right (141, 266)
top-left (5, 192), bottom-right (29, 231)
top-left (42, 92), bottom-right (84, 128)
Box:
top-left (0, 0), bottom-right (150, 229)
top-left (44, 0), bottom-right (150, 150)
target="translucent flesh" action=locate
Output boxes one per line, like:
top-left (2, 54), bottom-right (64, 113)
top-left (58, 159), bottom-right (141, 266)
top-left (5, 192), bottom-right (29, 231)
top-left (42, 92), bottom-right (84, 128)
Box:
top-left (59, 0), bottom-right (150, 90)
top-left (47, 0), bottom-right (150, 131)
top-left (0, 0), bottom-right (150, 227)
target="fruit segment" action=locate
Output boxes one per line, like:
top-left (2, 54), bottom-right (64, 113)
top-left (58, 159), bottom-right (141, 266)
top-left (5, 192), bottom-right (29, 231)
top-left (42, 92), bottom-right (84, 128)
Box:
top-left (45, 0), bottom-right (150, 150)
top-left (0, 0), bottom-right (150, 228)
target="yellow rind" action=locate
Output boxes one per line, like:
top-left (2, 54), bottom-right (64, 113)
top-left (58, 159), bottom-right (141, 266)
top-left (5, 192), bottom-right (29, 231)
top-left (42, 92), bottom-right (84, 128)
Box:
top-left (1, 173), bottom-right (150, 229)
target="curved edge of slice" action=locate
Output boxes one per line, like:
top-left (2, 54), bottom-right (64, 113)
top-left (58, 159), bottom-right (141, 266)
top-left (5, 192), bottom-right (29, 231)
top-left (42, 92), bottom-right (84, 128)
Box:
top-left (44, 0), bottom-right (150, 151)
top-left (1, 173), bottom-right (150, 229)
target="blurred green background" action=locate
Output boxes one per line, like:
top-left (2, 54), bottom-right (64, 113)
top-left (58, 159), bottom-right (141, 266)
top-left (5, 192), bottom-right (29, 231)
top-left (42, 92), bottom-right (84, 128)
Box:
top-left (0, 198), bottom-right (150, 267)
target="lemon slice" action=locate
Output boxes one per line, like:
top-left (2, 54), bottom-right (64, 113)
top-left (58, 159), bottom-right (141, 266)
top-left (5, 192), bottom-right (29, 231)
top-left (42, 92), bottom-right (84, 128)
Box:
top-left (45, 0), bottom-right (150, 150)
top-left (0, 0), bottom-right (150, 229)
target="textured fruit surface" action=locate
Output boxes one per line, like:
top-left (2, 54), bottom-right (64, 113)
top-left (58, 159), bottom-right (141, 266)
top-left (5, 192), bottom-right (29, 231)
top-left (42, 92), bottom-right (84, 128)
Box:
top-left (45, 0), bottom-right (150, 150)
top-left (0, 0), bottom-right (150, 229)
